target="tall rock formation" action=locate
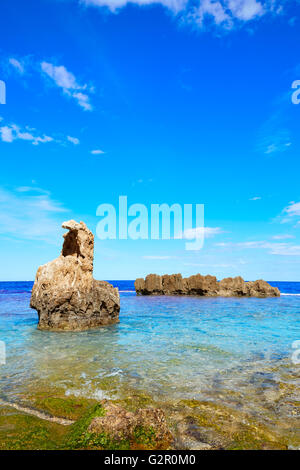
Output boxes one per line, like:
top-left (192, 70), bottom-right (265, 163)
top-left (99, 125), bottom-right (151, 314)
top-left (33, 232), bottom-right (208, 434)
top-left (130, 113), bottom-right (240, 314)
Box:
top-left (30, 220), bottom-right (120, 331)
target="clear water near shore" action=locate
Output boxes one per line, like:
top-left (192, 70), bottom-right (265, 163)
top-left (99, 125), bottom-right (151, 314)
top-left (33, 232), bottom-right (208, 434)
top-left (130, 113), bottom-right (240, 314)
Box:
top-left (0, 280), bottom-right (299, 424)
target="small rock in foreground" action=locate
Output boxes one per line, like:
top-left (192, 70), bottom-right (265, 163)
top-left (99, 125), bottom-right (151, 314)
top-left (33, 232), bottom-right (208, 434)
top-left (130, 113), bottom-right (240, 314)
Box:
top-left (88, 401), bottom-right (172, 449)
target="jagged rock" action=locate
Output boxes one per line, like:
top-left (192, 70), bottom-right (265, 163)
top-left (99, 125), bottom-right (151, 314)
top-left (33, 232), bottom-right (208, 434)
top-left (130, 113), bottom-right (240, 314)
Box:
top-left (145, 274), bottom-right (163, 294)
top-left (88, 401), bottom-right (172, 448)
top-left (218, 276), bottom-right (249, 297)
top-left (135, 273), bottom-right (280, 298)
top-left (135, 278), bottom-right (146, 294)
top-left (30, 220), bottom-right (120, 331)
top-left (186, 274), bottom-right (219, 296)
top-left (247, 279), bottom-right (280, 298)
top-left (162, 274), bottom-right (187, 295)
top-left (135, 274), bottom-right (162, 295)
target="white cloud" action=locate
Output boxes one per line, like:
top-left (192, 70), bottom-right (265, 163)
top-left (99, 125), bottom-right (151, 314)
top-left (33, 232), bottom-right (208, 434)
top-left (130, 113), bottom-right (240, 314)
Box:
top-left (16, 186), bottom-right (50, 195)
top-left (249, 196), bottom-right (261, 201)
top-left (183, 226), bottom-right (224, 239)
top-left (67, 136), bottom-right (80, 145)
top-left (216, 240), bottom-right (266, 248)
top-left (8, 58), bottom-right (25, 75)
top-left (0, 186), bottom-right (69, 243)
top-left (264, 141), bottom-right (291, 155)
top-left (0, 126), bottom-right (14, 143)
top-left (81, 0), bottom-right (188, 13)
top-left (216, 239), bottom-right (300, 256)
top-left (34, 135), bottom-right (54, 145)
top-left (257, 115), bottom-right (292, 156)
top-left (41, 62), bottom-right (93, 111)
top-left (91, 149), bottom-right (105, 154)
top-left (272, 234), bottom-right (295, 240)
top-left (267, 243), bottom-right (300, 256)
top-left (41, 62), bottom-right (79, 89)
top-left (0, 122), bottom-right (53, 146)
top-left (81, 0), bottom-right (285, 30)
top-left (227, 0), bottom-right (263, 21)
top-left (142, 255), bottom-right (175, 259)
top-left (192, 0), bottom-right (232, 27)
top-left (283, 201), bottom-right (300, 217)
top-left (5, 57), bottom-right (93, 111)
top-left (278, 201), bottom-right (300, 224)
top-left (183, 262), bottom-right (234, 267)
top-left (72, 92), bottom-right (92, 111)
top-left (0, 118), bottom-right (79, 147)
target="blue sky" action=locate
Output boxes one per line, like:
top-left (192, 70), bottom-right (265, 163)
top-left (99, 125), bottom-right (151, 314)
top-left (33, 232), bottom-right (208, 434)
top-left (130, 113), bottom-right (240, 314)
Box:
top-left (0, 0), bottom-right (300, 281)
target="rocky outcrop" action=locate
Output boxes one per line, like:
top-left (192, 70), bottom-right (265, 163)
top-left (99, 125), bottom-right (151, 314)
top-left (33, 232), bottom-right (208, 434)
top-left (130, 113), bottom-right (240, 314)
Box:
top-left (88, 401), bottom-right (172, 449)
top-left (135, 273), bottom-right (280, 298)
top-left (30, 220), bottom-right (120, 331)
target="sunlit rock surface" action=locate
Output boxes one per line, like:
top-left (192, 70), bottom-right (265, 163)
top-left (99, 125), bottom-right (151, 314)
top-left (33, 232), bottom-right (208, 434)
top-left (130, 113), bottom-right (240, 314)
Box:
top-left (135, 273), bottom-right (280, 298)
top-left (30, 220), bottom-right (120, 331)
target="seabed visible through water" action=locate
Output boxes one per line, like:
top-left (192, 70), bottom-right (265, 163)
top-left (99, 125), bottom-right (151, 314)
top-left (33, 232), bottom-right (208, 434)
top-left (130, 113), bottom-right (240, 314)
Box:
top-left (0, 283), bottom-right (299, 449)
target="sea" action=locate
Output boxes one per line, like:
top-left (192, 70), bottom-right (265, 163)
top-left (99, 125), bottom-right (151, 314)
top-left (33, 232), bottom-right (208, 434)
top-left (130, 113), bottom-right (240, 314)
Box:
top-left (0, 280), bottom-right (299, 418)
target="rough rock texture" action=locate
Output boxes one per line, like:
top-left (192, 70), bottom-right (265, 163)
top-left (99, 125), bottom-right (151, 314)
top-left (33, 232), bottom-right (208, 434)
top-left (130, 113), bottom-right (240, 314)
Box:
top-left (135, 273), bottom-right (280, 298)
top-left (88, 401), bottom-right (172, 448)
top-left (30, 220), bottom-right (120, 331)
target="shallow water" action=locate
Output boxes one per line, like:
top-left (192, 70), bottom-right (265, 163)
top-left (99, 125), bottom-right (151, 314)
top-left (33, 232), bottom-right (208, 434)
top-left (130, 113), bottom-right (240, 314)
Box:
top-left (0, 282), bottom-right (299, 420)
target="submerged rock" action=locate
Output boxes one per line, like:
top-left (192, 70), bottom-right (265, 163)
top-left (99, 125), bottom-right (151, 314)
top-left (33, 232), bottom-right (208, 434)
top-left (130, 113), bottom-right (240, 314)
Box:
top-left (30, 220), bottom-right (120, 331)
top-left (135, 273), bottom-right (280, 298)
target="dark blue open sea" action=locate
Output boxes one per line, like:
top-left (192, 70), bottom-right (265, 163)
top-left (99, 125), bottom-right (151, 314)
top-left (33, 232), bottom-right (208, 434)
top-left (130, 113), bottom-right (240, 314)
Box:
top-left (0, 280), bottom-right (299, 417)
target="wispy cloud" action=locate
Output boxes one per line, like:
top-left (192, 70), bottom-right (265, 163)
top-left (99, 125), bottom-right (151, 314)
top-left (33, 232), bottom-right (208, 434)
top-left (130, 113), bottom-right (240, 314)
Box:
top-left (8, 58), bottom-right (25, 75)
top-left (183, 262), bottom-right (235, 267)
top-left (41, 62), bottom-right (93, 111)
top-left (81, 0), bottom-right (188, 14)
top-left (216, 240), bottom-right (264, 248)
top-left (257, 125), bottom-right (292, 155)
top-left (142, 255), bottom-right (175, 259)
top-left (267, 243), bottom-right (300, 256)
top-left (81, 0), bottom-right (287, 31)
top-left (192, 0), bottom-right (232, 28)
top-left (272, 234), bottom-right (295, 240)
top-left (227, 0), bottom-right (264, 21)
top-left (0, 122), bottom-right (53, 145)
top-left (0, 186), bottom-right (69, 243)
top-left (183, 226), bottom-right (224, 239)
top-left (216, 239), bottom-right (300, 256)
top-left (0, 117), bottom-right (81, 147)
top-left (4, 55), bottom-right (94, 111)
top-left (67, 136), bottom-right (80, 145)
top-left (249, 196), bottom-right (261, 201)
top-left (264, 141), bottom-right (292, 155)
top-left (188, 0), bottom-right (266, 29)
top-left (15, 186), bottom-right (51, 195)
top-left (277, 201), bottom-right (300, 224)
top-left (91, 149), bottom-right (105, 155)
top-left (283, 201), bottom-right (300, 217)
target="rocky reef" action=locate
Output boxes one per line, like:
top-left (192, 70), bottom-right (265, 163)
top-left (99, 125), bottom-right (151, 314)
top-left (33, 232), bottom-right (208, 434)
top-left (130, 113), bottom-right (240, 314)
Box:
top-left (87, 401), bottom-right (172, 449)
top-left (135, 273), bottom-right (280, 298)
top-left (1, 383), bottom-right (298, 450)
top-left (30, 220), bottom-right (120, 331)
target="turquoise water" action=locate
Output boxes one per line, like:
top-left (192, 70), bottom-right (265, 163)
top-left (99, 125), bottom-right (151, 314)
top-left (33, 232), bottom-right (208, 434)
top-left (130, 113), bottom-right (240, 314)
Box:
top-left (0, 282), bottom-right (299, 415)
